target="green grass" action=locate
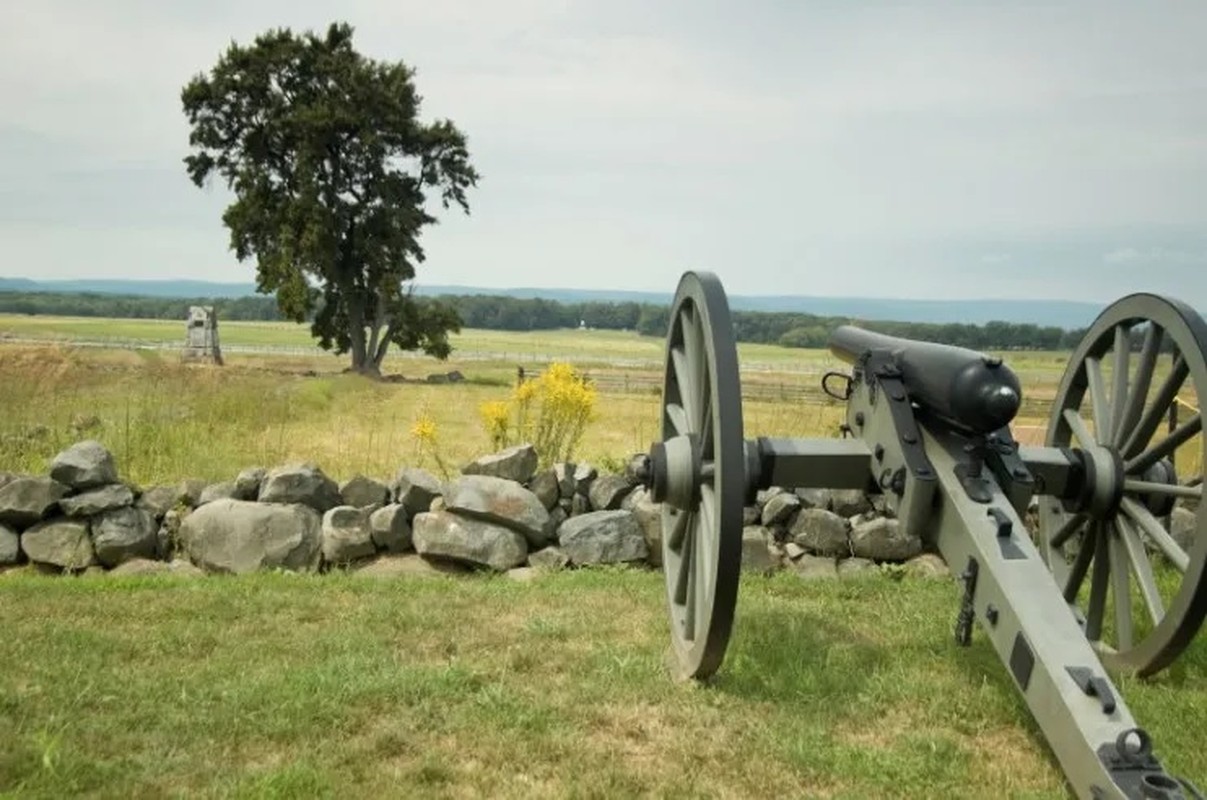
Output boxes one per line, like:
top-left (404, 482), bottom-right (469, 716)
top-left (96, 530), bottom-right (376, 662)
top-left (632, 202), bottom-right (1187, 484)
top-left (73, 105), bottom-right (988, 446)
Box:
top-left (2, 567), bottom-right (1201, 798)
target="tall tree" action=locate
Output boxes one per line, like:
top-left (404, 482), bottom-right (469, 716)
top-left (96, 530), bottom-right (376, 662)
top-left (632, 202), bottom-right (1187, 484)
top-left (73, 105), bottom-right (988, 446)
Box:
top-left (181, 22), bottom-right (478, 375)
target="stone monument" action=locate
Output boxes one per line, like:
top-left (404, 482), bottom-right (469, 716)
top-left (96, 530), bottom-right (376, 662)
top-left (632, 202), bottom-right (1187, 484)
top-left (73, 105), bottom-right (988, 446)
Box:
top-left (183, 306), bottom-right (223, 365)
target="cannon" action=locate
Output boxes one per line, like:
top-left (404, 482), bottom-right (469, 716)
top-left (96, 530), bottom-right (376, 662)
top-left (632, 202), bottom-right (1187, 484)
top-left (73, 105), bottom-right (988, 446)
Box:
top-left (638, 271), bottom-right (1205, 799)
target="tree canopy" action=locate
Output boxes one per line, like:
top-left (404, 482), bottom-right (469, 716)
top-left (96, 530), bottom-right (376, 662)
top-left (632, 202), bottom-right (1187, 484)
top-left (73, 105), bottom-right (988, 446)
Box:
top-left (181, 22), bottom-right (478, 374)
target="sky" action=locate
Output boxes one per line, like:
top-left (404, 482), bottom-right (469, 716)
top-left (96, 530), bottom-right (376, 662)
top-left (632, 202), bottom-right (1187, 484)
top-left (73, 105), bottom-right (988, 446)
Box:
top-left (2, 1), bottom-right (1206, 306)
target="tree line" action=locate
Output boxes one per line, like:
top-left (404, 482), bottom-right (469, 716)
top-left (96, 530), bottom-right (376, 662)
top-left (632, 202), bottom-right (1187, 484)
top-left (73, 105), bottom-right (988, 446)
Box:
top-left (0, 289), bottom-right (1088, 351)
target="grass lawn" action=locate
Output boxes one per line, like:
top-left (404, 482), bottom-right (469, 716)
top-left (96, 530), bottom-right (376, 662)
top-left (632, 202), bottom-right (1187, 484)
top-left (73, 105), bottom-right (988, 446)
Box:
top-left (3, 567), bottom-right (1203, 798)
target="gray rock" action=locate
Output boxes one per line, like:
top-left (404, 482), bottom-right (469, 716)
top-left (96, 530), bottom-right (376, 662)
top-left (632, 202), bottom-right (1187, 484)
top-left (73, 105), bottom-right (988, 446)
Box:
top-left (20, 518), bottom-right (95, 569)
top-left (570, 494), bottom-right (591, 517)
top-left (558, 510), bottom-right (648, 565)
top-left (1170, 507), bottom-right (1196, 552)
top-left (392, 467), bottom-right (442, 517)
top-left (831, 489), bottom-right (873, 518)
top-left (180, 499), bottom-right (322, 574)
top-left (904, 553), bottom-right (948, 579)
top-left (0, 477), bottom-right (69, 530)
top-left (529, 470), bottom-right (560, 510)
top-left (850, 517), bottom-right (922, 562)
top-left (741, 526), bottom-right (778, 575)
top-left (352, 554), bottom-right (468, 578)
top-left (258, 464), bottom-right (342, 512)
top-left (553, 463), bottom-right (578, 498)
top-left (198, 481), bottom-right (239, 507)
top-left (528, 546), bottom-right (572, 570)
top-left (589, 474), bottom-right (634, 511)
top-left (137, 486), bottom-right (179, 519)
top-left (629, 488), bottom-right (663, 567)
top-left (761, 492), bottom-right (802, 527)
top-left (0, 524), bottom-right (19, 565)
top-left (791, 508), bottom-right (851, 557)
top-left (784, 542), bottom-right (806, 560)
top-left (461, 444), bottom-right (539, 484)
top-left (109, 558), bottom-right (205, 577)
top-left (442, 475), bottom-right (551, 549)
top-left (321, 506), bottom-right (376, 564)
top-left (791, 554), bottom-right (838, 580)
top-left (755, 487), bottom-right (784, 509)
top-left (0, 472), bottom-right (15, 491)
top-left (178, 479), bottom-right (207, 508)
top-left (412, 509), bottom-right (528, 571)
top-left (795, 488), bottom-right (833, 510)
top-left (234, 467), bottom-right (266, 501)
top-left (92, 506), bottom-right (157, 567)
top-left (157, 508), bottom-right (184, 560)
top-left (742, 506), bottom-right (760, 527)
top-left (49, 440), bottom-right (118, 490)
top-left (340, 475), bottom-right (390, 509)
top-left (547, 505), bottom-right (568, 534)
top-left (369, 504), bottom-right (412, 553)
top-left (838, 557), bottom-right (878, 576)
top-left (59, 484), bottom-right (135, 517)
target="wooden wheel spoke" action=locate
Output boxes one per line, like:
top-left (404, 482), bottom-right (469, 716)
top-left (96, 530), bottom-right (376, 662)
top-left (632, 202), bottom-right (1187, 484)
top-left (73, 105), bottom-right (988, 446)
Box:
top-left (1085, 525), bottom-right (1111, 642)
top-left (1063, 529), bottom-right (1096, 602)
top-left (1049, 512), bottom-right (1088, 551)
top-left (1123, 479), bottom-right (1203, 501)
top-left (1122, 354), bottom-right (1188, 459)
top-left (1062, 409), bottom-right (1097, 450)
top-left (1109, 325), bottom-right (1131, 442)
top-left (1126, 413), bottom-right (1201, 475)
top-left (667, 509), bottom-right (690, 552)
top-left (1118, 516), bottom-right (1166, 626)
top-left (675, 524), bottom-right (694, 604)
top-left (1085, 357), bottom-right (1112, 444)
top-left (1120, 497), bottom-right (1189, 572)
top-left (1114, 325), bottom-right (1163, 448)
top-left (1108, 524), bottom-right (1133, 651)
top-left (670, 346), bottom-right (697, 430)
top-left (666, 403), bottom-right (690, 436)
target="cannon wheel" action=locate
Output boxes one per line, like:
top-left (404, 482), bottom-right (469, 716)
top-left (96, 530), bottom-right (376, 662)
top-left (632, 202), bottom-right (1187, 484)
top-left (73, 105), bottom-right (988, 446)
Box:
top-left (1037, 294), bottom-right (1207, 676)
top-left (658, 271), bottom-right (746, 681)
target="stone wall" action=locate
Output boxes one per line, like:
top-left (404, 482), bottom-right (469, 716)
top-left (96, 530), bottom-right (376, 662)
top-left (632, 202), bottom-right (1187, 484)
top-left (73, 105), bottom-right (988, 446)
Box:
top-left (0, 440), bottom-right (949, 581)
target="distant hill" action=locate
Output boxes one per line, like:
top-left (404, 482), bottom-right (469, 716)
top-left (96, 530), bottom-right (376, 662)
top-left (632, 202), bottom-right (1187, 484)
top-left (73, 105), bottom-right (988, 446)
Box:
top-left (0, 276), bottom-right (1110, 328)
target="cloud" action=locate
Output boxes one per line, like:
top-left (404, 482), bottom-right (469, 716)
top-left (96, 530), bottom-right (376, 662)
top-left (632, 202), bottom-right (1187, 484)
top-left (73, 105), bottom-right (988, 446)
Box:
top-left (1, 1), bottom-right (1206, 309)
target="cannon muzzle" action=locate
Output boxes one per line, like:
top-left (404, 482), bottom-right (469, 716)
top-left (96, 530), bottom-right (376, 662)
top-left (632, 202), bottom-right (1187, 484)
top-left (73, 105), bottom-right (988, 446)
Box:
top-left (829, 326), bottom-right (1022, 434)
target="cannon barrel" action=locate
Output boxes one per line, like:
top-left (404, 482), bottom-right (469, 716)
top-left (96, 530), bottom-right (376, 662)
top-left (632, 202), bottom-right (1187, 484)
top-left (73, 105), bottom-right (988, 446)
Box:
top-left (829, 326), bottom-right (1022, 434)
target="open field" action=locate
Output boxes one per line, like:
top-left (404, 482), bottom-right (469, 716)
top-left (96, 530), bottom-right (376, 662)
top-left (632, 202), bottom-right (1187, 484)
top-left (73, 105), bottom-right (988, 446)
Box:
top-left (2, 567), bottom-right (1205, 798)
top-left (0, 327), bottom-right (1204, 797)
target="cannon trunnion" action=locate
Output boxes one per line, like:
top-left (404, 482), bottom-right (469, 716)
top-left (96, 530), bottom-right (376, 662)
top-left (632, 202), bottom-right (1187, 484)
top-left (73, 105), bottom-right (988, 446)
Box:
top-left (640, 271), bottom-right (1205, 800)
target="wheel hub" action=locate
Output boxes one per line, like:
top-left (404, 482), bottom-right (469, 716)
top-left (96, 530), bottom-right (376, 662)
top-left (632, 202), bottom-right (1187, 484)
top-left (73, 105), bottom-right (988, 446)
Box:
top-left (1067, 444), bottom-right (1127, 519)
top-left (647, 435), bottom-right (701, 510)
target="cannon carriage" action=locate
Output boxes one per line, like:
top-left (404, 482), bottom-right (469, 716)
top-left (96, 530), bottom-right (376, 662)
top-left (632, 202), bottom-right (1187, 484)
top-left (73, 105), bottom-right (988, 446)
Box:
top-left (637, 271), bottom-right (1204, 799)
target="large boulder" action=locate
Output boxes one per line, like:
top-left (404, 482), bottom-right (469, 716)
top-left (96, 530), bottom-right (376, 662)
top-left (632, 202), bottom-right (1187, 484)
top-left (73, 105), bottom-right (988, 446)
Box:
top-left (1170, 507), bottom-right (1197, 552)
top-left (742, 526), bottom-right (779, 575)
top-left (849, 517), bottom-right (922, 562)
top-left (412, 509), bottom-right (528, 571)
top-left (137, 486), bottom-right (180, 519)
top-left (352, 554), bottom-right (468, 579)
top-left (234, 468), bottom-right (266, 501)
top-left (157, 508), bottom-right (185, 560)
top-left (0, 524), bottom-right (19, 566)
top-left (321, 507), bottom-right (376, 564)
top-left (258, 464), bottom-right (342, 512)
top-left (59, 484), bottom-right (135, 518)
top-left (791, 508), bottom-right (851, 557)
top-left (442, 475), bottom-right (551, 549)
top-left (109, 558), bottom-right (205, 578)
top-left (528, 470), bottom-right (560, 510)
top-left (628, 487), bottom-right (663, 567)
top-left (340, 475), bottom-right (390, 509)
top-left (588, 475), bottom-right (634, 512)
top-left (20, 519), bottom-right (95, 570)
top-left (180, 499), bottom-right (322, 574)
top-left (762, 492), bottom-right (802, 527)
top-left (461, 444), bottom-right (539, 484)
top-left (557, 510), bottom-right (648, 565)
top-left (91, 506), bottom-right (157, 567)
top-left (49, 440), bottom-right (118, 490)
top-left (392, 467), bottom-right (442, 518)
top-left (198, 481), bottom-right (239, 507)
top-left (368, 504), bottom-right (412, 553)
top-left (0, 477), bottom-right (69, 530)
top-left (830, 490), bottom-right (873, 518)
